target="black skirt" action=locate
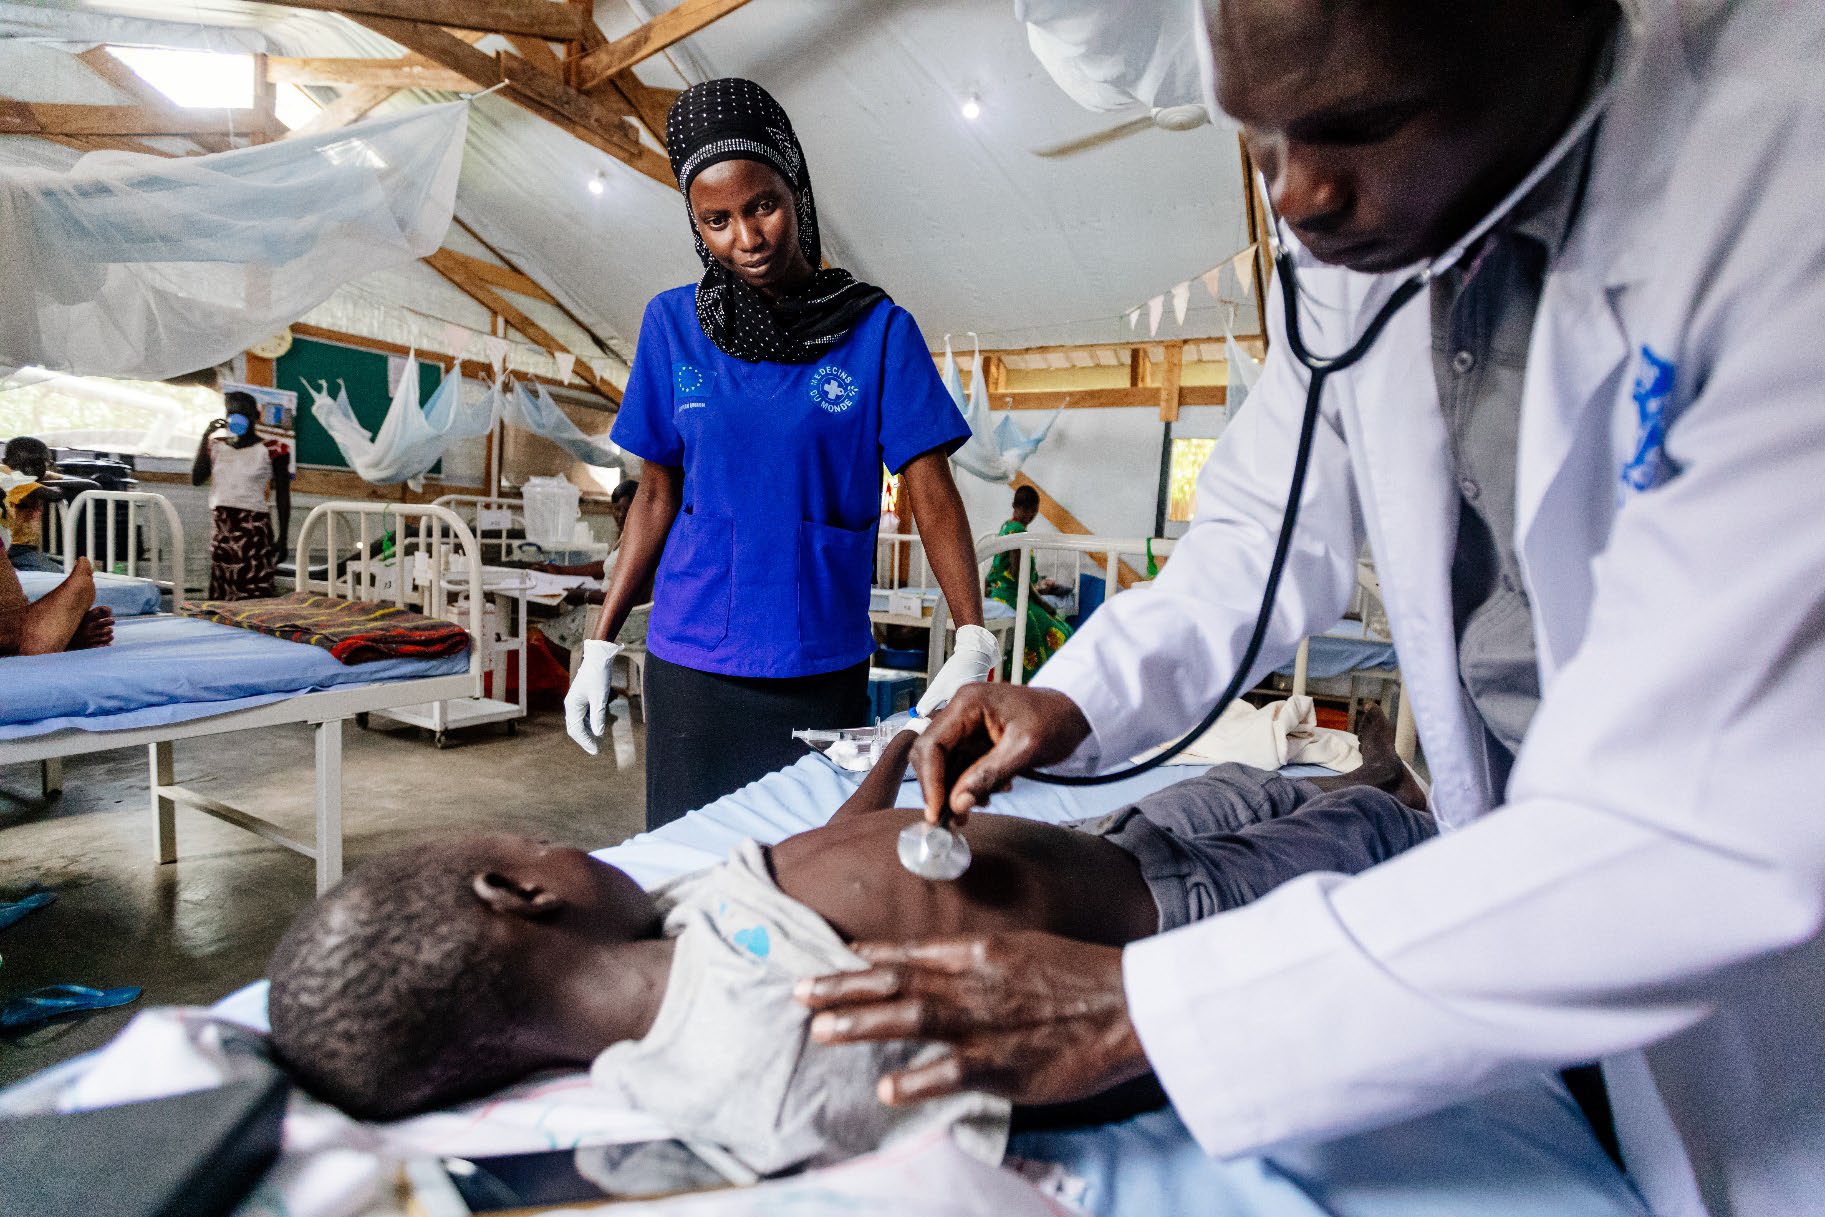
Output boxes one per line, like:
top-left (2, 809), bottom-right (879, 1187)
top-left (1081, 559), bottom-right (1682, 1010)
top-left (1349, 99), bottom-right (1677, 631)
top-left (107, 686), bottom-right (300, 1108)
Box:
top-left (642, 652), bottom-right (870, 831)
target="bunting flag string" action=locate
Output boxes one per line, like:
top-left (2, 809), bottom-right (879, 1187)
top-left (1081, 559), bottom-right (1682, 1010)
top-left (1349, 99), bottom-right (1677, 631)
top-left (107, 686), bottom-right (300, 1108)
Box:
top-left (1120, 242), bottom-right (1258, 331)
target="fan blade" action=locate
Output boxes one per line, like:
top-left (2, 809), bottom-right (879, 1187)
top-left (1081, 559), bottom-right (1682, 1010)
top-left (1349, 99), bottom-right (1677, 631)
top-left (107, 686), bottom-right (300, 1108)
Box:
top-left (1029, 115), bottom-right (1157, 159)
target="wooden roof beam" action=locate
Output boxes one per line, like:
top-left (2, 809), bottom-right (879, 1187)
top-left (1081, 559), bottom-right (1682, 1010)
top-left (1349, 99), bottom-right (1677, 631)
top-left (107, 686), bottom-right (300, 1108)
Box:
top-left (264, 0), bottom-right (587, 40)
top-left (575, 0), bottom-right (756, 93)
top-left (0, 100), bottom-right (271, 138)
top-left (355, 17), bottom-right (675, 188)
top-left (426, 256), bottom-right (621, 403)
top-left (266, 55), bottom-right (474, 91)
top-left (281, 32), bottom-right (488, 138)
top-left (424, 248), bottom-right (555, 304)
top-left (450, 215), bottom-right (628, 373)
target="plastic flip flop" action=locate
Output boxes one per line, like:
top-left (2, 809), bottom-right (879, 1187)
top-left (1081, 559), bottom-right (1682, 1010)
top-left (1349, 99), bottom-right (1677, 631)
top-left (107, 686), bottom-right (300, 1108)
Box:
top-left (0, 890), bottom-right (55, 931)
top-left (1, 983), bottom-right (141, 1031)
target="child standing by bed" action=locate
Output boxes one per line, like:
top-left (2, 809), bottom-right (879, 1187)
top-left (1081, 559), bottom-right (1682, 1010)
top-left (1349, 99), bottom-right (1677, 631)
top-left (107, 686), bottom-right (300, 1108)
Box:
top-left (192, 391), bottom-right (290, 601)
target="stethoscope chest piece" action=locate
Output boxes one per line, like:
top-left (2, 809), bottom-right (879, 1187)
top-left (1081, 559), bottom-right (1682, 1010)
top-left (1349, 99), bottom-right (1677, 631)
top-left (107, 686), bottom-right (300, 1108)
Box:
top-left (897, 821), bottom-right (971, 881)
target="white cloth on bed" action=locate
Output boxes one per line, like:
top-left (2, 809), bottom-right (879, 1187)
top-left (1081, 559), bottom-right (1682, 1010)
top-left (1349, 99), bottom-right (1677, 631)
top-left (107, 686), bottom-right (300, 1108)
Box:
top-left (1137, 697), bottom-right (1361, 772)
top-left (591, 839), bottom-right (1010, 1176)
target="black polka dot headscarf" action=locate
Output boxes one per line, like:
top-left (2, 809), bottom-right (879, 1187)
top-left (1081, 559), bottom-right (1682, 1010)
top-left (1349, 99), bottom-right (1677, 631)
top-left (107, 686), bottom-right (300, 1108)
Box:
top-left (667, 78), bottom-right (887, 365)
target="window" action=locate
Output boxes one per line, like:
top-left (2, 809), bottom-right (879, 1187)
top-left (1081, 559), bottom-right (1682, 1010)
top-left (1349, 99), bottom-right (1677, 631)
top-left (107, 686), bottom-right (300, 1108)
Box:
top-left (0, 369), bottom-right (222, 460)
top-left (107, 46), bottom-right (321, 131)
top-left (109, 47), bottom-right (254, 110)
top-left (1165, 437), bottom-right (1217, 524)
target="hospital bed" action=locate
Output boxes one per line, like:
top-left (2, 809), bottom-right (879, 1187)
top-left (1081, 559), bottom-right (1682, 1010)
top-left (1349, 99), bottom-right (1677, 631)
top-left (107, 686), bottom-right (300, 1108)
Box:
top-left (0, 748), bottom-right (1642, 1217)
top-left (0, 502), bottom-right (484, 893)
top-left (431, 493), bottom-right (526, 565)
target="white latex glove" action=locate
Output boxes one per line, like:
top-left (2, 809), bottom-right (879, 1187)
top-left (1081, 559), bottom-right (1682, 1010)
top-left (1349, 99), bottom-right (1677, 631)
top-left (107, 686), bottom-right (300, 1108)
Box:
top-left (565, 639), bottom-right (622, 755)
top-left (917, 623), bottom-right (1001, 717)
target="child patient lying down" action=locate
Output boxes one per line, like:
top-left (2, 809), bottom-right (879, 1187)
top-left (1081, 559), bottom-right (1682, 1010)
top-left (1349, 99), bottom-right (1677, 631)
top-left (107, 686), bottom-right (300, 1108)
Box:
top-left (268, 709), bottom-right (1431, 1175)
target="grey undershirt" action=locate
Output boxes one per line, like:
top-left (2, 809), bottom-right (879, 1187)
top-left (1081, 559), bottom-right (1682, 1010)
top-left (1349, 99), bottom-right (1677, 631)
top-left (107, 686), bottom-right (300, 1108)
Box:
top-left (1428, 138), bottom-right (1593, 796)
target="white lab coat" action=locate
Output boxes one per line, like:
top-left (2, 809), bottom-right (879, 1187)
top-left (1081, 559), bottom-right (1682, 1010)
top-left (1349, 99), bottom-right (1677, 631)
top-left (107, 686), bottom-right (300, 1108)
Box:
top-left (1032, 4), bottom-right (1825, 1214)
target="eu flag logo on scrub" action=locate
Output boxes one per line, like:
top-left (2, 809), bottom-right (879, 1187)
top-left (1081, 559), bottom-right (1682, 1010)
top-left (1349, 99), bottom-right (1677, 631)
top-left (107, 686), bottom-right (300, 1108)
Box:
top-left (811, 365), bottom-right (858, 414)
top-left (676, 363), bottom-right (707, 394)
top-left (1620, 345), bottom-right (1680, 496)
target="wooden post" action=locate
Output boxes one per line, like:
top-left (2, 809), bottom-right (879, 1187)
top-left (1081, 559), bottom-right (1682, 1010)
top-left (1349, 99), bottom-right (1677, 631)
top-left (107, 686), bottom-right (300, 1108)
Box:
top-left (1238, 135), bottom-right (1273, 346)
top-left (251, 53), bottom-right (277, 143)
top-left (1158, 341), bottom-right (1184, 422)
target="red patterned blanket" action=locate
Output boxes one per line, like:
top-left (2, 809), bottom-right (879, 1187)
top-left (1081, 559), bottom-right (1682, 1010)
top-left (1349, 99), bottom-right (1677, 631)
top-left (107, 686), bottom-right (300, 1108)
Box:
top-left (182, 593), bottom-right (470, 665)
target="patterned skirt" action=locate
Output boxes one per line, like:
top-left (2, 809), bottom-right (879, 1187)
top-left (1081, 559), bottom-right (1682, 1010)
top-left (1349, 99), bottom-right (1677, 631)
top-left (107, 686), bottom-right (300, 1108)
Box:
top-left (208, 506), bottom-right (276, 601)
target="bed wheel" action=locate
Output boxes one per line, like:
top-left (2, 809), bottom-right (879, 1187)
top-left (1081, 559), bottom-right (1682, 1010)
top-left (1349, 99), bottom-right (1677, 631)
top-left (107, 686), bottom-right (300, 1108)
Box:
top-left (355, 713), bottom-right (369, 730)
top-left (434, 732), bottom-right (450, 750)
top-left (505, 720), bottom-right (518, 737)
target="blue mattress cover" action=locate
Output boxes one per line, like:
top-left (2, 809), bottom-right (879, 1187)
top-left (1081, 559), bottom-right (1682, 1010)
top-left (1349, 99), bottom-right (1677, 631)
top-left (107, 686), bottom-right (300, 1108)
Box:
top-left (0, 614), bottom-right (469, 739)
top-left (18, 569), bottom-right (163, 617)
top-left (1278, 627), bottom-right (1399, 679)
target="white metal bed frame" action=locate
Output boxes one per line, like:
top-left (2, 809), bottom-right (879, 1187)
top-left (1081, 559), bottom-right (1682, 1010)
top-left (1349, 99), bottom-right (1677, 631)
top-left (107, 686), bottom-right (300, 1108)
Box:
top-left (932, 528), bottom-right (1417, 761)
top-left (60, 489), bottom-right (187, 601)
top-left (432, 493), bottom-right (526, 565)
top-left (1, 502), bottom-right (484, 894)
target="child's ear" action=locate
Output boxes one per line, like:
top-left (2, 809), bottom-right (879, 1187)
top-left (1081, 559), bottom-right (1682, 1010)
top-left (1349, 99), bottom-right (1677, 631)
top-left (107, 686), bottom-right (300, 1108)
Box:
top-left (471, 869), bottom-right (566, 919)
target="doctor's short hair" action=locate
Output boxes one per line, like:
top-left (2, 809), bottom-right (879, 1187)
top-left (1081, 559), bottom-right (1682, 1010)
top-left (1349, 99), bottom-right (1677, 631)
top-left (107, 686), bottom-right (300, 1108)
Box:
top-left (1012, 484), bottom-right (1040, 512)
top-left (224, 391), bottom-right (258, 415)
top-left (266, 844), bottom-right (530, 1120)
top-left (610, 479), bottom-right (640, 506)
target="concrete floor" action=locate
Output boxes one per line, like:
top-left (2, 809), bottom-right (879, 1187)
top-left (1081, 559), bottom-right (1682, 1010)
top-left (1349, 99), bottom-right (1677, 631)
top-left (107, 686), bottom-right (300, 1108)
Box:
top-left (0, 702), bottom-right (645, 1087)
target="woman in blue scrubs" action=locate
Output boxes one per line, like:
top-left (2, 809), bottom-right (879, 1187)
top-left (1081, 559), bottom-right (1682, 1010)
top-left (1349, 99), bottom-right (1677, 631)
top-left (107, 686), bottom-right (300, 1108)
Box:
top-left (566, 79), bottom-right (987, 829)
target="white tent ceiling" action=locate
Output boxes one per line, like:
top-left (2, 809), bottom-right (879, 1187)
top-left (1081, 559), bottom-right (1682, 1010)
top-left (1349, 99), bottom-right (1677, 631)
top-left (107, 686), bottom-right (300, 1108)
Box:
top-left (1, 1), bottom-right (1258, 391)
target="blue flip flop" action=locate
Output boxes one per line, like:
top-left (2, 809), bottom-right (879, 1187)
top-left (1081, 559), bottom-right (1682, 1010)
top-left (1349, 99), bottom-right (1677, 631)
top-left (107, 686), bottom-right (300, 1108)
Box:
top-left (0, 890), bottom-right (56, 931)
top-left (1, 983), bottom-right (141, 1031)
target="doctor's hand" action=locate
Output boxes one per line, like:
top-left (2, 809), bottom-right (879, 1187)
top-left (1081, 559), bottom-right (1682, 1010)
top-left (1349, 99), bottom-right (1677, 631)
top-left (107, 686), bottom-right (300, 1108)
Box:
top-left (796, 933), bottom-right (1148, 1107)
top-left (564, 639), bottom-right (622, 755)
top-left (913, 685), bottom-right (1091, 826)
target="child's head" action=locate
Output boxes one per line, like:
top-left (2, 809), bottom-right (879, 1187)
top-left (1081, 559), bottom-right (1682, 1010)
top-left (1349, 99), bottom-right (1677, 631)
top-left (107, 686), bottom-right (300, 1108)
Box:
top-left (1011, 483), bottom-right (1040, 524)
top-left (267, 833), bottom-right (657, 1119)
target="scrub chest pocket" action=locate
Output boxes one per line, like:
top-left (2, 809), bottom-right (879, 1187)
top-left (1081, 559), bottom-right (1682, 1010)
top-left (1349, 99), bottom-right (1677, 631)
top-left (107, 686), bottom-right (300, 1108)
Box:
top-left (655, 512), bottom-right (734, 650)
top-left (798, 519), bottom-right (875, 662)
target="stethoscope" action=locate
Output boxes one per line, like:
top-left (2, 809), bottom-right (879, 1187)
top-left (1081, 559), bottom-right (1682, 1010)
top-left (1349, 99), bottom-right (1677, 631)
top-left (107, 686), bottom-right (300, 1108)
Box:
top-left (1024, 78), bottom-right (1618, 790)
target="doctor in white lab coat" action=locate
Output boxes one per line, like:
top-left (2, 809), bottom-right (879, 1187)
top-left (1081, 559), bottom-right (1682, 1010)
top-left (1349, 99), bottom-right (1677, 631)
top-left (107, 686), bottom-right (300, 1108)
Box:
top-left (800, 3), bottom-right (1825, 1214)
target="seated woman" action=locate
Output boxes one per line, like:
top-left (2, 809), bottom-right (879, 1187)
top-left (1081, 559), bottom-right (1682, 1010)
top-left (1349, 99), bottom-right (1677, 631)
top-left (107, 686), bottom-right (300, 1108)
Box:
top-left (987, 484), bottom-right (1073, 682)
top-left (0, 550), bottom-right (112, 656)
top-left (537, 478), bottom-right (640, 591)
top-left (267, 709), bottom-right (1427, 1174)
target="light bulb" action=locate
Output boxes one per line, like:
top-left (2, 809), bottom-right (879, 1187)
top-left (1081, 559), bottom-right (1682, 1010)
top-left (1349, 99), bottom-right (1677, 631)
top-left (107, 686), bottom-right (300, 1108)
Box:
top-left (961, 95), bottom-right (981, 121)
top-left (587, 174), bottom-right (605, 196)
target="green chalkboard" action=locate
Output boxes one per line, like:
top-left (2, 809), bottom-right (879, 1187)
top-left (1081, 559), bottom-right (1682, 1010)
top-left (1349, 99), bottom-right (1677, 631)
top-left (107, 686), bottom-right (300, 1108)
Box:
top-left (277, 336), bottom-right (443, 473)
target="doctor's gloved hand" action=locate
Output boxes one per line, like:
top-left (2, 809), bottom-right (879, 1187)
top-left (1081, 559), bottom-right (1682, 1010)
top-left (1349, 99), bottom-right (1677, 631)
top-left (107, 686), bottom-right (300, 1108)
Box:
top-left (915, 624), bottom-right (1001, 719)
top-left (796, 932), bottom-right (1149, 1108)
top-left (912, 685), bottom-right (1091, 827)
top-left (564, 639), bottom-right (622, 755)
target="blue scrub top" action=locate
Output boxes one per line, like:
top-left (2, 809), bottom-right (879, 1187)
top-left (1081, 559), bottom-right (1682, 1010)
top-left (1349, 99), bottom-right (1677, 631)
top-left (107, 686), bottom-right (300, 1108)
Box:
top-left (612, 287), bottom-right (970, 679)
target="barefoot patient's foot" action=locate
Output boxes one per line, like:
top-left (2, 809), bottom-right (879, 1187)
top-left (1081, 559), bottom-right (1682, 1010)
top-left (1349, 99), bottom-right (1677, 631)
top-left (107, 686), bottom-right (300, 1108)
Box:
top-left (69, 604), bottom-right (114, 650)
top-left (18, 557), bottom-right (97, 656)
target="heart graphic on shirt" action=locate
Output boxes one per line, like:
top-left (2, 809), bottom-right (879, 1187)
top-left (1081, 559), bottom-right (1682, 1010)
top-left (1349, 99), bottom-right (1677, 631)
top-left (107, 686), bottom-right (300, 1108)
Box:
top-left (732, 925), bottom-right (771, 959)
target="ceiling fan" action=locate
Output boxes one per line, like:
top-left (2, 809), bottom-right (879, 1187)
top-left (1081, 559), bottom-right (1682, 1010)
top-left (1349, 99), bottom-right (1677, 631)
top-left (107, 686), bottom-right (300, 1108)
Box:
top-left (1030, 103), bottom-right (1210, 159)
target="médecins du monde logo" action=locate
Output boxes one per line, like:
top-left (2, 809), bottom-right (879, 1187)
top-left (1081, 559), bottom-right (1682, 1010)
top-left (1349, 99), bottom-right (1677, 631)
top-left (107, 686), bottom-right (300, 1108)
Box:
top-left (810, 365), bottom-right (858, 414)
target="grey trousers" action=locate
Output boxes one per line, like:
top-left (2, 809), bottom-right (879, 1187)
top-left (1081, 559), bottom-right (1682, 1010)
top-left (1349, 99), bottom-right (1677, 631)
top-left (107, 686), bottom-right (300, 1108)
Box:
top-left (1080, 764), bottom-right (1436, 931)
